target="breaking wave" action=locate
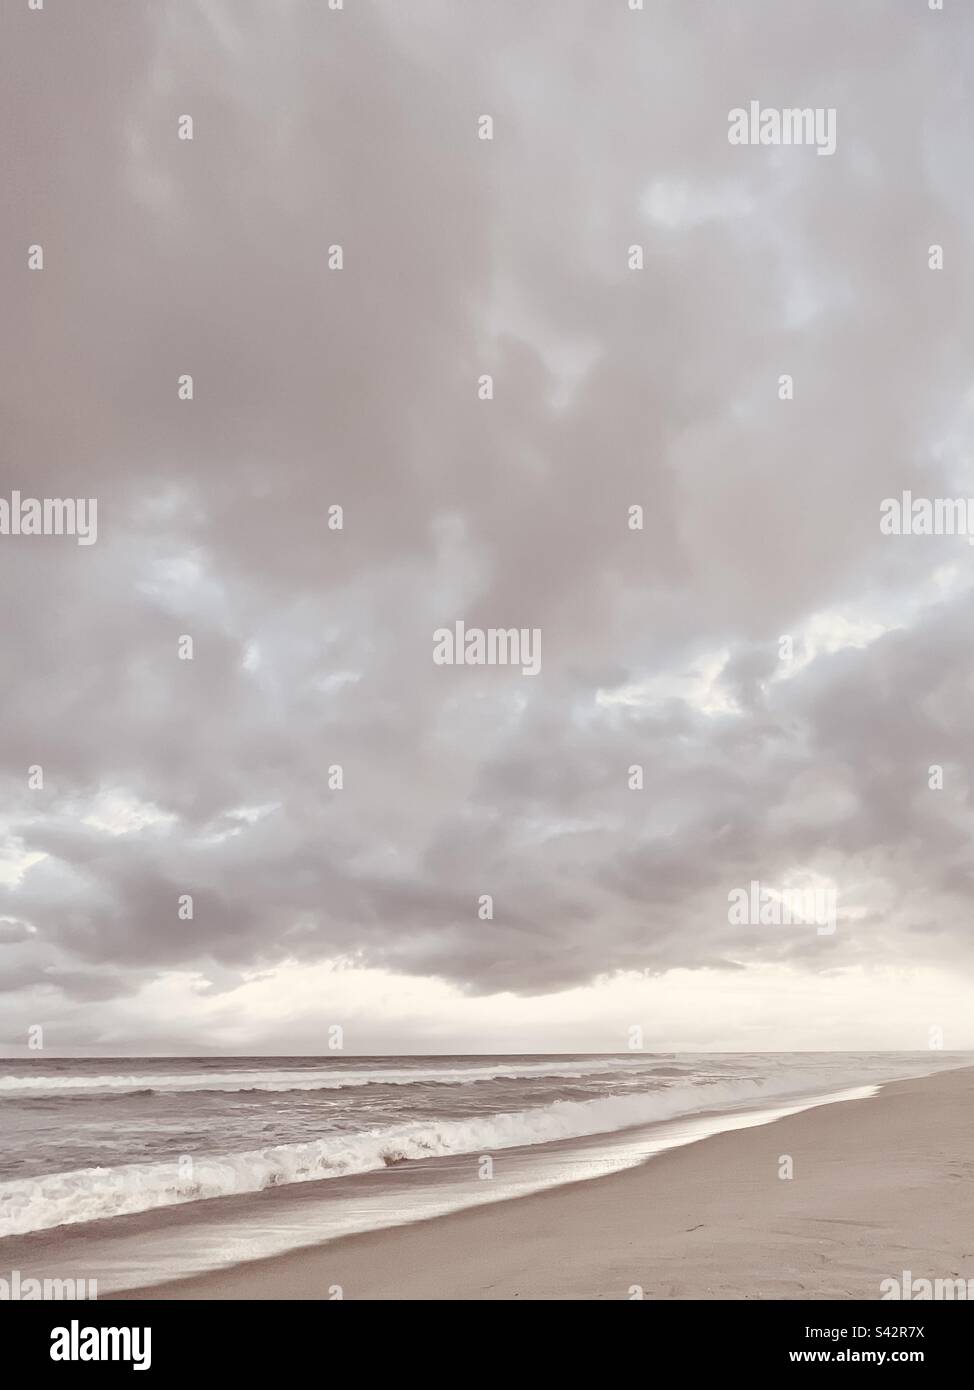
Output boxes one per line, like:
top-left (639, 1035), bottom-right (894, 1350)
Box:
top-left (0, 1058), bottom-right (658, 1099)
top-left (0, 1069), bottom-right (870, 1236)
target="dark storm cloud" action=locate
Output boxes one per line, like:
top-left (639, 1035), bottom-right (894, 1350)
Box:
top-left (2, 0), bottom-right (974, 1036)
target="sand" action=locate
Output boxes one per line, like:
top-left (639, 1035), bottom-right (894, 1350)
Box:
top-left (115, 1065), bottom-right (974, 1300)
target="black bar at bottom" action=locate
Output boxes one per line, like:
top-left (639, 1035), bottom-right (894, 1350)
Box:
top-left (3, 1298), bottom-right (965, 1376)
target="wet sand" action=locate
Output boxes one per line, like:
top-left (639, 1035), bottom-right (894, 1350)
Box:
top-left (115, 1065), bottom-right (974, 1300)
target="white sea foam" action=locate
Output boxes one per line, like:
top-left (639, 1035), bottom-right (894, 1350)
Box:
top-left (0, 1057), bottom-right (656, 1098)
top-left (0, 1066), bottom-right (893, 1237)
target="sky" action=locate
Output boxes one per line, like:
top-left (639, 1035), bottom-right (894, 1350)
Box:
top-left (2, 0), bottom-right (974, 1055)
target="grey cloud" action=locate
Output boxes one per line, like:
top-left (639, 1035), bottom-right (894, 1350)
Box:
top-left (1, 1), bottom-right (974, 1039)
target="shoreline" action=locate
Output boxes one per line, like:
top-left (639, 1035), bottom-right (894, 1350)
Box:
top-left (114, 1064), bottom-right (974, 1300)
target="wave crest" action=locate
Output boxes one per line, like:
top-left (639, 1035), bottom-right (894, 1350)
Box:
top-left (0, 1070), bottom-right (861, 1237)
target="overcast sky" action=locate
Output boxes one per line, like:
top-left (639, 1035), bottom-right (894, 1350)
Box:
top-left (2, 0), bottom-right (974, 1055)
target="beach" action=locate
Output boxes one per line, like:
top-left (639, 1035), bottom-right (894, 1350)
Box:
top-left (115, 1065), bottom-right (974, 1301)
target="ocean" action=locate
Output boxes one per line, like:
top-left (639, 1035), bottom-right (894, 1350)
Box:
top-left (0, 1051), bottom-right (968, 1294)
